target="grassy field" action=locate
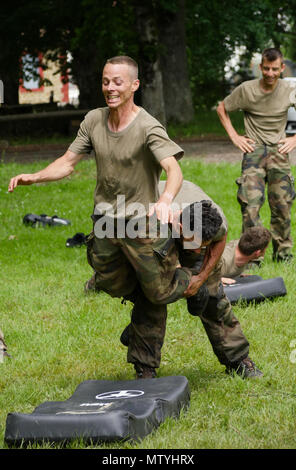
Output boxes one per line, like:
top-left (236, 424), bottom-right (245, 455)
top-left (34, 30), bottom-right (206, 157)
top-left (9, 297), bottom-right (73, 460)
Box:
top-left (0, 157), bottom-right (296, 450)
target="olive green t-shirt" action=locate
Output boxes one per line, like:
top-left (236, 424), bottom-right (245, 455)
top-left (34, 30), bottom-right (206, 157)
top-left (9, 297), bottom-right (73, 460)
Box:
top-left (69, 107), bottom-right (183, 217)
top-left (158, 179), bottom-right (228, 242)
top-left (221, 239), bottom-right (245, 278)
top-left (224, 78), bottom-right (296, 145)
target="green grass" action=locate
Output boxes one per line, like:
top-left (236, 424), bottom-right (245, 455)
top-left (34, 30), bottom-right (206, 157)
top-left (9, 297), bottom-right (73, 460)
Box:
top-left (1, 157), bottom-right (296, 449)
top-left (167, 110), bottom-right (244, 139)
top-left (3, 110), bottom-right (244, 146)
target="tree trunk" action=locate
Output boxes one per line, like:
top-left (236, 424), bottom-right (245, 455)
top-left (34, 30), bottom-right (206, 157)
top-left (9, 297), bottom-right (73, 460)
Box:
top-left (157, 0), bottom-right (194, 124)
top-left (0, 47), bottom-right (20, 106)
top-left (71, 50), bottom-right (105, 109)
top-left (0, 69), bottom-right (19, 106)
top-left (134, 2), bottom-right (166, 126)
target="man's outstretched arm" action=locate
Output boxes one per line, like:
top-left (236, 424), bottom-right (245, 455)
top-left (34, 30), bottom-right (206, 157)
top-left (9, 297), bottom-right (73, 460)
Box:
top-left (216, 101), bottom-right (255, 153)
top-left (8, 150), bottom-right (83, 192)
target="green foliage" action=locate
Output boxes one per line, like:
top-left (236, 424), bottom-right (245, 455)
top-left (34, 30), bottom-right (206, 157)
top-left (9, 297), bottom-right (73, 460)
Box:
top-left (1, 1), bottom-right (296, 111)
top-left (185, 0), bottom-right (296, 107)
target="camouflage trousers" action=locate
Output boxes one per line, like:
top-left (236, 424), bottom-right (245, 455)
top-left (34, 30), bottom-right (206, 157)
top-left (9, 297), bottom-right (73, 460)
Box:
top-left (86, 220), bottom-right (191, 368)
top-left (236, 144), bottom-right (296, 258)
top-left (179, 249), bottom-right (249, 367)
top-left (86, 224), bottom-right (191, 305)
top-left (87, 224), bottom-right (249, 369)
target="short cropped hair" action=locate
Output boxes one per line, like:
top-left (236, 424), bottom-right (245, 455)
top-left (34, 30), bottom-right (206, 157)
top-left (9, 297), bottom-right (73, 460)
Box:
top-left (180, 200), bottom-right (223, 242)
top-left (238, 227), bottom-right (271, 255)
top-left (105, 56), bottom-right (138, 79)
top-left (261, 48), bottom-right (283, 64)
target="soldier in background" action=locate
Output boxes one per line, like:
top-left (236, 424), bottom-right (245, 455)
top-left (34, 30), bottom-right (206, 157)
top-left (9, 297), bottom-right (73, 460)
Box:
top-left (221, 226), bottom-right (271, 284)
top-left (217, 47), bottom-right (296, 263)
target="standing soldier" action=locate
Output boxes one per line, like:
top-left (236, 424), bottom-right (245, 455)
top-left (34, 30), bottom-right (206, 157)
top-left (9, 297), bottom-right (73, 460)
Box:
top-left (8, 56), bottom-right (202, 379)
top-left (217, 48), bottom-right (296, 263)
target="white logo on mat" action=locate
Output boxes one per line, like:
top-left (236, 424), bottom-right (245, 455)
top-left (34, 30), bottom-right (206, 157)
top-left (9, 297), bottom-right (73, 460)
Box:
top-left (95, 390), bottom-right (144, 400)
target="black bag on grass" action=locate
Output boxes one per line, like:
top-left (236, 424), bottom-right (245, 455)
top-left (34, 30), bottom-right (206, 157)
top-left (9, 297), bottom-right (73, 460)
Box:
top-left (224, 276), bottom-right (287, 304)
top-left (23, 214), bottom-right (71, 227)
top-left (5, 376), bottom-right (190, 446)
top-left (66, 233), bottom-right (87, 247)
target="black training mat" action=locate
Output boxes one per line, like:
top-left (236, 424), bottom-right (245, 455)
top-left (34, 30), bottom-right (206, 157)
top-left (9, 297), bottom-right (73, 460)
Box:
top-left (5, 376), bottom-right (190, 446)
top-left (232, 274), bottom-right (263, 284)
top-left (224, 276), bottom-right (287, 304)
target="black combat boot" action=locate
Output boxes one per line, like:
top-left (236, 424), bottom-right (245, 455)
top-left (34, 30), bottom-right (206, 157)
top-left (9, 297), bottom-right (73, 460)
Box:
top-left (134, 362), bottom-right (157, 379)
top-left (226, 356), bottom-right (263, 379)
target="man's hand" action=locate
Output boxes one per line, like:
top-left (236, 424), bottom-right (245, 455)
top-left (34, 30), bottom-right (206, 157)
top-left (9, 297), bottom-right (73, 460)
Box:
top-left (183, 274), bottom-right (205, 298)
top-left (231, 134), bottom-right (255, 153)
top-left (148, 192), bottom-right (174, 224)
top-left (222, 277), bottom-right (236, 285)
top-left (8, 174), bottom-right (37, 192)
top-left (278, 135), bottom-right (296, 154)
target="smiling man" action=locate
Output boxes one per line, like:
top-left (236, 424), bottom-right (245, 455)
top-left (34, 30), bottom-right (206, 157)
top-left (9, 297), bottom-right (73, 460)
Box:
top-left (8, 56), bottom-right (200, 379)
top-left (217, 48), bottom-right (296, 263)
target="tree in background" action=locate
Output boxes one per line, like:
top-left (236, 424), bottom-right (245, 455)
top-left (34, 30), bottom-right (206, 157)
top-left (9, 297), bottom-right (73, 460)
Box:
top-left (66, 0), bottom-right (194, 125)
top-left (133, 1), bottom-right (166, 125)
top-left (0, 1), bottom-right (45, 106)
top-left (157, 0), bottom-right (194, 124)
top-left (1, 0), bottom-right (296, 122)
top-left (65, 0), bottom-right (138, 109)
top-left (185, 0), bottom-right (296, 108)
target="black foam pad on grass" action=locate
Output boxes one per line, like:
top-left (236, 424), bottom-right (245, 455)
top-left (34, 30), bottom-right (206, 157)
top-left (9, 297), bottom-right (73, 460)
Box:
top-left (224, 276), bottom-right (287, 304)
top-left (5, 376), bottom-right (190, 446)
